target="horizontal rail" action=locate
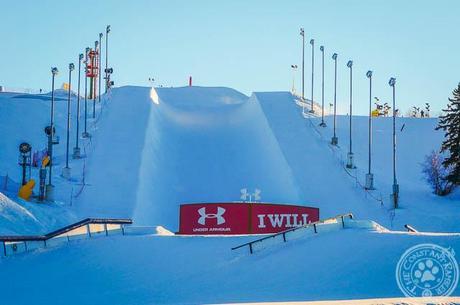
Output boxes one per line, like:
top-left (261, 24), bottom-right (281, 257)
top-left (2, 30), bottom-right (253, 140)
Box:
top-left (0, 218), bottom-right (132, 242)
top-left (232, 213), bottom-right (353, 253)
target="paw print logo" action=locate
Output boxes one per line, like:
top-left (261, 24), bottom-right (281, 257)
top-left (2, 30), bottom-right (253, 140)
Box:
top-left (396, 243), bottom-right (459, 297)
top-left (414, 259), bottom-right (440, 286)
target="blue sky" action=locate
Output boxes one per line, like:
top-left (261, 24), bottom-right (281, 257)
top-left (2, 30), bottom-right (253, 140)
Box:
top-left (1, 0), bottom-right (459, 115)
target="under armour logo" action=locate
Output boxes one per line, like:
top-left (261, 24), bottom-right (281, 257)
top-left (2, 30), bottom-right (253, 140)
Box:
top-left (198, 207), bottom-right (226, 225)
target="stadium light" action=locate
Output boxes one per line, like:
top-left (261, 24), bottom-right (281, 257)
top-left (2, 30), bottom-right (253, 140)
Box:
top-left (389, 77), bottom-right (399, 208)
top-left (73, 53), bottom-right (84, 159)
top-left (47, 67), bottom-right (59, 199)
top-left (365, 70), bottom-right (374, 189)
top-left (331, 53), bottom-right (338, 145)
top-left (83, 47), bottom-right (90, 138)
top-left (309, 38), bottom-right (315, 113)
top-left (62, 63), bottom-right (75, 179)
top-left (346, 60), bottom-right (354, 169)
top-left (319, 45), bottom-right (326, 127)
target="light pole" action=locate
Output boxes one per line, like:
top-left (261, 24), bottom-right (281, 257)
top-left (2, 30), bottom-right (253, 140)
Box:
top-left (83, 47), bottom-right (90, 138)
top-left (47, 67), bottom-right (59, 199)
top-left (291, 64), bottom-right (298, 94)
top-left (309, 39), bottom-right (315, 113)
top-left (105, 25), bottom-right (110, 93)
top-left (62, 63), bottom-right (74, 179)
top-left (389, 77), bottom-right (399, 208)
top-left (300, 28), bottom-right (305, 116)
top-left (346, 60), bottom-right (355, 169)
top-left (73, 53), bottom-right (83, 159)
top-left (93, 40), bottom-right (98, 119)
top-left (98, 32), bottom-right (103, 103)
top-left (331, 53), bottom-right (338, 145)
top-left (319, 45), bottom-right (326, 126)
top-left (365, 70), bottom-right (374, 189)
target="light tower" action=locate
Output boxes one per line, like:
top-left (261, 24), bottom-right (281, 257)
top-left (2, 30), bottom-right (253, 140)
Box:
top-left (319, 45), bottom-right (326, 127)
top-left (73, 53), bottom-right (84, 158)
top-left (389, 77), bottom-right (399, 208)
top-left (83, 47), bottom-right (90, 138)
top-left (331, 53), bottom-right (338, 145)
top-left (300, 28), bottom-right (305, 115)
top-left (365, 70), bottom-right (374, 189)
top-left (309, 38), bottom-right (315, 113)
top-left (62, 63), bottom-right (75, 179)
top-left (47, 67), bottom-right (59, 200)
top-left (346, 60), bottom-right (355, 169)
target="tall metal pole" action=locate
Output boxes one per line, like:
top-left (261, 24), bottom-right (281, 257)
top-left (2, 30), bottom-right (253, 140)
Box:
top-left (365, 70), bottom-right (374, 189)
top-left (93, 40), bottom-right (98, 119)
top-left (319, 46), bottom-right (326, 126)
top-left (310, 39), bottom-right (315, 113)
top-left (48, 67), bottom-right (58, 189)
top-left (63, 63), bottom-right (74, 178)
top-left (105, 25), bottom-right (110, 93)
top-left (83, 47), bottom-right (89, 138)
top-left (389, 77), bottom-right (399, 208)
top-left (300, 28), bottom-right (305, 116)
top-left (346, 60), bottom-right (354, 169)
top-left (98, 32), bottom-right (103, 103)
top-left (73, 53), bottom-right (83, 158)
top-left (331, 53), bottom-right (338, 145)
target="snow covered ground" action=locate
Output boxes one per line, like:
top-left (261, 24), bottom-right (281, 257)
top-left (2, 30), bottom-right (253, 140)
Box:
top-left (1, 85), bottom-right (460, 303)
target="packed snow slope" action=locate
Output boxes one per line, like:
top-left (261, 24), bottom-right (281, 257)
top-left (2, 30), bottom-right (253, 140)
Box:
top-left (76, 86), bottom-right (304, 228)
top-left (1, 226), bottom-right (459, 305)
top-left (1, 86), bottom-right (459, 234)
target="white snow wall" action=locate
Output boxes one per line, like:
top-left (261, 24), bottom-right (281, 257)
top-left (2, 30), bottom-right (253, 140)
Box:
top-left (132, 86), bottom-right (305, 229)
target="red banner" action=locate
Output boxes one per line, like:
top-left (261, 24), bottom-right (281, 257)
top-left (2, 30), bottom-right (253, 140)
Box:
top-left (178, 203), bottom-right (319, 235)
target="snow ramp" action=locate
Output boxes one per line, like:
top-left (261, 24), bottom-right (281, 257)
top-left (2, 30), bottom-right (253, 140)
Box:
top-left (77, 86), bottom-right (305, 229)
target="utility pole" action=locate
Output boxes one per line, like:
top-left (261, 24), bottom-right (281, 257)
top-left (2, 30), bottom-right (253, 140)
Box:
top-left (331, 53), bottom-right (338, 145)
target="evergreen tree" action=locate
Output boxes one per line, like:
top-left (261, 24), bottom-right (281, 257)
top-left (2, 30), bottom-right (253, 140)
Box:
top-left (436, 83), bottom-right (460, 185)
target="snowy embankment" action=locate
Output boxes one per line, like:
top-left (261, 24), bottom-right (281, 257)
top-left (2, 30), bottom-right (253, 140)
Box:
top-left (1, 223), bottom-right (459, 304)
top-left (1, 86), bottom-right (460, 304)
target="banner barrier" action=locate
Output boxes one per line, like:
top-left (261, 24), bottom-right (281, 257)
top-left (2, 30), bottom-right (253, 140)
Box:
top-left (178, 202), bottom-right (319, 235)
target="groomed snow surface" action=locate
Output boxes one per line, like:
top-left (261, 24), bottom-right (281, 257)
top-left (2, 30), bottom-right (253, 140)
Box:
top-left (0, 86), bottom-right (460, 304)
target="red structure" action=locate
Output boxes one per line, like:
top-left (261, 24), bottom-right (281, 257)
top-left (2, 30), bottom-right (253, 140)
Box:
top-left (178, 202), bottom-right (319, 235)
top-left (86, 48), bottom-right (99, 99)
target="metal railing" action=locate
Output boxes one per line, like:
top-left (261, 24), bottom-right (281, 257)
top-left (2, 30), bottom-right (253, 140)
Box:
top-left (0, 218), bottom-right (132, 256)
top-left (231, 213), bottom-right (353, 254)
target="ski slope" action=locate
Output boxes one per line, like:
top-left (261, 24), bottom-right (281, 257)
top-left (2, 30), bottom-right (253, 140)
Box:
top-left (1, 224), bottom-right (459, 305)
top-left (1, 85), bottom-right (460, 304)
